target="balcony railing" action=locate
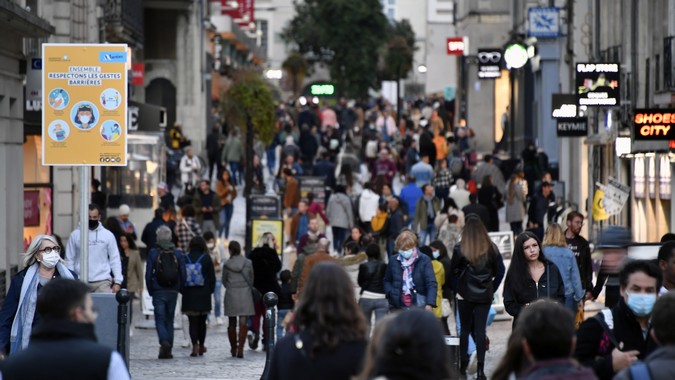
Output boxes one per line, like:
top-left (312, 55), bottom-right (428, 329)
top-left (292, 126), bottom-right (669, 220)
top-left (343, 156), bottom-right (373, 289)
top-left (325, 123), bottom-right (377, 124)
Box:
top-left (665, 36), bottom-right (675, 90)
top-left (104, 0), bottom-right (144, 46)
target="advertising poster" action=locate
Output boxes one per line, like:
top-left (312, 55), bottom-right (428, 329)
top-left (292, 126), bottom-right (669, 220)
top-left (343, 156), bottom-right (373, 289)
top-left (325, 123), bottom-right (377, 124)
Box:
top-left (251, 219), bottom-right (283, 255)
top-left (576, 63), bottom-right (620, 106)
top-left (42, 44), bottom-right (128, 165)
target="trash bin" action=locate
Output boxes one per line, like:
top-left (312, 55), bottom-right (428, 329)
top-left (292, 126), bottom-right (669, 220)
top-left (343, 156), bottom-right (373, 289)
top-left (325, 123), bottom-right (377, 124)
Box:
top-left (444, 335), bottom-right (460, 372)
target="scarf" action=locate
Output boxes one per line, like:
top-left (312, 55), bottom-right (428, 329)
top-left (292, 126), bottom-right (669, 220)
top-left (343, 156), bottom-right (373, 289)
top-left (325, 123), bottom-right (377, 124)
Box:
top-left (399, 251), bottom-right (418, 295)
top-left (10, 262), bottom-right (74, 354)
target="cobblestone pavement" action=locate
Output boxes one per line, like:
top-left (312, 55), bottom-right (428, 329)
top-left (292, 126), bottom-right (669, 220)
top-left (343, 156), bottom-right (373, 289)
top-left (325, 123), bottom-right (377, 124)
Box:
top-left (129, 319), bottom-right (268, 380)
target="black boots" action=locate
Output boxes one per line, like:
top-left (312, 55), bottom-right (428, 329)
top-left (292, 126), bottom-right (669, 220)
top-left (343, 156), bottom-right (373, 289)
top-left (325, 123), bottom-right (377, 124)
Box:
top-left (476, 362), bottom-right (486, 380)
top-left (158, 341), bottom-right (173, 359)
top-left (459, 359), bottom-right (469, 379)
top-left (227, 327), bottom-right (237, 357)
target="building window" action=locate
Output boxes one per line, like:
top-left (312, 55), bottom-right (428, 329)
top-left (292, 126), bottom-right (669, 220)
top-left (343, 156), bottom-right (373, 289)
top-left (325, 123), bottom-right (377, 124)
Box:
top-left (380, 0), bottom-right (396, 22)
top-left (655, 54), bottom-right (660, 91)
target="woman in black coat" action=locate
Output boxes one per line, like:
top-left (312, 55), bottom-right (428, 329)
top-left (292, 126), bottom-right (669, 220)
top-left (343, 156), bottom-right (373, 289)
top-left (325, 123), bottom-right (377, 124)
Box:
top-left (249, 232), bottom-right (282, 349)
top-left (477, 175), bottom-right (503, 232)
top-left (181, 236), bottom-right (216, 357)
top-left (503, 231), bottom-right (565, 327)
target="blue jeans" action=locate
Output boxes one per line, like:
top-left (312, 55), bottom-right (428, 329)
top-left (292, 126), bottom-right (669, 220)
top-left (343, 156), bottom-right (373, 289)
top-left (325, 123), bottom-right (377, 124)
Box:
top-left (266, 147), bottom-right (276, 174)
top-left (418, 224), bottom-right (437, 246)
top-left (276, 308), bottom-right (291, 340)
top-left (565, 295), bottom-right (578, 315)
top-left (386, 238), bottom-right (395, 256)
top-left (152, 290), bottom-right (178, 346)
top-left (229, 161), bottom-right (241, 185)
top-left (358, 298), bottom-right (389, 331)
top-left (214, 279), bottom-right (223, 318)
top-left (219, 204), bottom-right (234, 238)
top-left (332, 227), bottom-right (348, 253)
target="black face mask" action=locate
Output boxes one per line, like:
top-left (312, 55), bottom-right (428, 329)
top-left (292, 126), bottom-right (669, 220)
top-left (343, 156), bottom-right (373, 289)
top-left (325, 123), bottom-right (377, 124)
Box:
top-left (88, 220), bottom-right (99, 230)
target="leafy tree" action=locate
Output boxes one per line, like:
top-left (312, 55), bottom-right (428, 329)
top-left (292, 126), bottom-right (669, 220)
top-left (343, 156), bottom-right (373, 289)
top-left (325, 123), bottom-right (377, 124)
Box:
top-left (379, 19), bottom-right (416, 81)
top-left (282, 51), bottom-right (309, 97)
top-left (220, 70), bottom-right (275, 146)
top-left (282, 0), bottom-right (389, 98)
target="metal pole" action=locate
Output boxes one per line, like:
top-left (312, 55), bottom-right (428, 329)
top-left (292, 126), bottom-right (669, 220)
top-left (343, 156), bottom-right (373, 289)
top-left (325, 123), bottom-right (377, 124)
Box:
top-left (260, 292), bottom-right (278, 380)
top-left (245, 113), bottom-right (254, 254)
top-left (116, 289), bottom-right (130, 367)
top-left (80, 167), bottom-right (90, 284)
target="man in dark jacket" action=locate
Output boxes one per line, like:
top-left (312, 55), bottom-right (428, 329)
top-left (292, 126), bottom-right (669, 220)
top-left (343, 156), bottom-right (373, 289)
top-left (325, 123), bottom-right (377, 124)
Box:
top-left (141, 207), bottom-right (167, 251)
top-left (462, 194), bottom-right (490, 229)
top-left (614, 292), bottom-right (675, 379)
top-left (575, 260), bottom-right (661, 380)
top-left (0, 279), bottom-right (129, 379)
top-left (386, 197), bottom-right (405, 256)
top-left (519, 300), bottom-right (597, 380)
top-left (565, 211), bottom-right (594, 300)
top-left (145, 226), bottom-right (186, 359)
top-left (206, 125), bottom-right (223, 180)
top-left (527, 181), bottom-right (555, 240)
top-left (312, 150), bottom-right (337, 200)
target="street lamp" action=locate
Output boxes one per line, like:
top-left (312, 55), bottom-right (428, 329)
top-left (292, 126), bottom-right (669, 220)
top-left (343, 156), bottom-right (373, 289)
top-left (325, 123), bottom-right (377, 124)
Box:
top-left (417, 64), bottom-right (427, 73)
top-left (504, 40), bottom-right (529, 159)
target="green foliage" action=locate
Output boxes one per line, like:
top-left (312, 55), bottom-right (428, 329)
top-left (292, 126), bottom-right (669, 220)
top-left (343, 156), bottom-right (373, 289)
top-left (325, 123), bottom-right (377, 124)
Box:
top-left (220, 70), bottom-right (275, 146)
top-left (380, 19), bottom-right (416, 81)
top-left (282, 51), bottom-right (309, 96)
top-left (282, 0), bottom-right (389, 98)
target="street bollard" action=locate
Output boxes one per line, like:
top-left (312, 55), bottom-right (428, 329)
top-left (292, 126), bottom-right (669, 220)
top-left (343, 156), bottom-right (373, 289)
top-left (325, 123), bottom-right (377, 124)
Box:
top-left (116, 289), bottom-right (130, 368)
top-left (260, 292), bottom-right (278, 380)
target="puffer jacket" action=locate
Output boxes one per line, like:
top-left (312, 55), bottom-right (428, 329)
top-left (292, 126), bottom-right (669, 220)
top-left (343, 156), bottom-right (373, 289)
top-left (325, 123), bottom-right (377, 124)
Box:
top-left (383, 252), bottom-right (438, 309)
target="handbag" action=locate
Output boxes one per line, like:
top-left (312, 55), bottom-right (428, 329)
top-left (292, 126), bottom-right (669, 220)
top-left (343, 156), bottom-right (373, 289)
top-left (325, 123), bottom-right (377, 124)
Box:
top-left (441, 299), bottom-right (452, 317)
top-left (575, 305), bottom-right (585, 330)
top-left (235, 266), bottom-right (262, 303)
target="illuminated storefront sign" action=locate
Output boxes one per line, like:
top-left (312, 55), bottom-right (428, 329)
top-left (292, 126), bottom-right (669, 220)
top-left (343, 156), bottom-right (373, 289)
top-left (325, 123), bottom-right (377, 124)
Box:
top-left (446, 37), bottom-right (466, 55)
top-left (633, 109), bottom-right (675, 140)
top-left (576, 63), bottom-right (620, 106)
top-left (310, 84), bottom-right (335, 96)
top-left (477, 48), bottom-right (503, 79)
top-left (551, 94), bottom-right (578, 118)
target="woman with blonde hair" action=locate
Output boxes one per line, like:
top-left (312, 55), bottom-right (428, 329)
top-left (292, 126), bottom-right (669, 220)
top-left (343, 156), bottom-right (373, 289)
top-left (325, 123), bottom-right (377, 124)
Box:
top-left (542, 223), bottom-right (584, 313)
top-left (505, 170), bottom-right (526, 235)
top-left (449, 217), bottom-right (505, 380)
top-left (383, 229), bottom-right (437, 311)
top-left (0, 235), bottom-right (76, 354)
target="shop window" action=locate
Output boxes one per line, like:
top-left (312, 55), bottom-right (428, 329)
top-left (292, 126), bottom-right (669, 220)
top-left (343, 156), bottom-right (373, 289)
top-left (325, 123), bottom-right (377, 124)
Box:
top-left (23, 135), bottom-right (50, 184)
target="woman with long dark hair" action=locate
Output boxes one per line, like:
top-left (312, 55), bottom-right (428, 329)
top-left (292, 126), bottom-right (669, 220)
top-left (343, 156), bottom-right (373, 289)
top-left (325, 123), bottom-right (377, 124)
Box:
top-left (477, 175), bottom-right (502, 232)
top-left (181, 236), bottom-right (216, 357)
top-left (268, 262), bottom-right (368, 380)
top-left (450, 217), bottom-right (504, 380)
top-left (215, 169), bottom-right (236, 239)
top-left (503, 232), bottom-right (565, 326)
top-left (248, 232), bottom-right (281, 350)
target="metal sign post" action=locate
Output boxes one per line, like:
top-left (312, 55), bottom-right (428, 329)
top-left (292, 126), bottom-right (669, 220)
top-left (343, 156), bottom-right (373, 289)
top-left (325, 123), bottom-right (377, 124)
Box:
top-left (80, 167), bottom-right (89, 283)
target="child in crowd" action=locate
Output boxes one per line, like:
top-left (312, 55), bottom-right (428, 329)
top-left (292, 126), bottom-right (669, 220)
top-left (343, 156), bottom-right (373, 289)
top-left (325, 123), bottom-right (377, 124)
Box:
top-left (276, 270), bottom-right (295, 339)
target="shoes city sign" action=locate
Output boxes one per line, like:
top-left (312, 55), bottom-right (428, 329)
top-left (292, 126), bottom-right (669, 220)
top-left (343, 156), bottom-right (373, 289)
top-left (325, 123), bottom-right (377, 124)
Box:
top-left (633, 109), bottom-right (675, 140)
top-left (576, 63), bottom-right (620, 106)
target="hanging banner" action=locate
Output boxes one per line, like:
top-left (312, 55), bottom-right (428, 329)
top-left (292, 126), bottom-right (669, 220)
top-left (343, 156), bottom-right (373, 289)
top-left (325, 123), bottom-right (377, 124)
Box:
top-left (42, 44), bottom-right (128, 166)
top-left (603, 179), bottom-right (631, 216)
top-left (592, 188), bottom-right (608, 221)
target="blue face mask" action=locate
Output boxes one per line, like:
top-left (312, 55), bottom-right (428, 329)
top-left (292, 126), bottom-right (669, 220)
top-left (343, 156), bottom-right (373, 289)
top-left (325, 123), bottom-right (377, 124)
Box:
top-left (432, 250), bottom-right (440, 259)
top-left (626, 292), bottom-right (657, 317)
top-left (400, 249), bottom-right (415, 260)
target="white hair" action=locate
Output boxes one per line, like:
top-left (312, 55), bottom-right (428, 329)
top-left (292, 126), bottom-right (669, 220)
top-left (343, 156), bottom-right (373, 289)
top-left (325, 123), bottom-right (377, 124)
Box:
top-left (24, 235), bottom-right (59, 267)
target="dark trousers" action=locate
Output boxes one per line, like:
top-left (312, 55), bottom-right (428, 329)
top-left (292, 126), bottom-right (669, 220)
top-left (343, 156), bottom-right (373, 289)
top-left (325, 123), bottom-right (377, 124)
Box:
top-left (332, 227), bottom-right (348, 253)
top-left (250, 300), bottom-right (268, 343)
top-left (510, 221), bottom-right (523, 236)
top-left (187, 315), bottom-right (207, 345)
top-left (458, 300), bottom-right (490, 363)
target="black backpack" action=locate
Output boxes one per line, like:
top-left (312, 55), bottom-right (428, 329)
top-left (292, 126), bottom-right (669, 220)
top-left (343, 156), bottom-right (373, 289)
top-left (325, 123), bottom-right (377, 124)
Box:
top-left (156, 246), bottom-right (180, 287)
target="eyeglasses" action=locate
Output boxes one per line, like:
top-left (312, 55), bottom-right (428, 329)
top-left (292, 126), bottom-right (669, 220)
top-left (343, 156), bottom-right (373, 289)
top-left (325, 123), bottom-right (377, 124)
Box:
top-left (40, 246), bottom-right (61, 254)
top-left (478, 51), bottom-right (502, 63)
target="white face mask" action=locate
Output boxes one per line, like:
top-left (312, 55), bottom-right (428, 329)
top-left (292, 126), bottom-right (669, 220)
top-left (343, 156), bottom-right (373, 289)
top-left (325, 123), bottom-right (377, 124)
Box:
top-left (40, 251), bottom-right (61, 269)
top-left (79, 115), bottom-right (91, 124)
top-left (207, 243), bottom-right (215, 250)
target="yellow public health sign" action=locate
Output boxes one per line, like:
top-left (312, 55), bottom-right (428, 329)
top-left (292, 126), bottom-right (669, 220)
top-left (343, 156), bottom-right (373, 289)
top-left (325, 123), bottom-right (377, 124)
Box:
top-left (42, 44), bottom-right (128, 165)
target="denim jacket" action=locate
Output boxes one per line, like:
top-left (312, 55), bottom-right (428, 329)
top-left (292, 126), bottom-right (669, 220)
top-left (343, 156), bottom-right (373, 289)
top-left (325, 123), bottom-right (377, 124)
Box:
top-left (543, 246), bottom-right (584, 301)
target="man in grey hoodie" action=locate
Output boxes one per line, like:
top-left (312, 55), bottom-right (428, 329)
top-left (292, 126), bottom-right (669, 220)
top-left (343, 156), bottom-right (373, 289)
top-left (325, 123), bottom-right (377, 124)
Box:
top-left (66, 203), bottom-right (123, 293)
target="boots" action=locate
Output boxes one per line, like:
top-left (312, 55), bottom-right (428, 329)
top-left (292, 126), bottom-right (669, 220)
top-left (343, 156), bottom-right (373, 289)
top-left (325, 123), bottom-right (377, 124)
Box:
top-left (159, 341), bottom-right (173, 359)
top-left (459, 359), bottom-right (469, 379)
top-left (249, 332), bottom-right (259, 350)
top-left (227, 327), bottom-right (237, 357)
top-left (476, 362), bottom-right (486, 380)
top-left (199, 344), bottom-right (207, 356)
top-left (237, 325), bottom-right (247, 358)
top-left (190, 343), bottom-right (200, 357)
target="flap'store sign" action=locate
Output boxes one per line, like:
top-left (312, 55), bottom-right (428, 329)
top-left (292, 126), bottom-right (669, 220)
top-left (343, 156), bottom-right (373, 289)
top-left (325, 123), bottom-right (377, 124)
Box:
top-left (633, 109), bottom-right (675, 140)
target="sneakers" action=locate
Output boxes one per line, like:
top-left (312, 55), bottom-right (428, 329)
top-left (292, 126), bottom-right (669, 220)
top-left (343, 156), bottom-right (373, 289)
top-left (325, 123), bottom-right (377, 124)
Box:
top-left (181, 339), bottom-right (191, 348)
top-left (467, 351), bottom-right (478, 374)
top-left (216, 317), bottom-right (224, 326)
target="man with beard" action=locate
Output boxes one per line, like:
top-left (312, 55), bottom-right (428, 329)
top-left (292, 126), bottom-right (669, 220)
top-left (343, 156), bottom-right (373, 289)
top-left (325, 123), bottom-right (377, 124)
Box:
top-left (565, 211), bottom-right (594, 301)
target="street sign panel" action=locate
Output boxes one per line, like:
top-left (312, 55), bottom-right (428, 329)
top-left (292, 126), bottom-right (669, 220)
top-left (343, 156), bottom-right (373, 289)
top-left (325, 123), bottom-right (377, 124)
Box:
top-left (446, 37), bottom-right (466, 55)
top-left (551, 94), bottom-right (579, 118)
top-left (477, 48), bottom-right (503, 79)
top-left (528, 8), bottom-right (560, 38)
top-left (576, 63), bottom-right (620, 106)
top-left (557, 118), bottom-right (588, 137)
top-left (42, 44), bottom-right (128, 166)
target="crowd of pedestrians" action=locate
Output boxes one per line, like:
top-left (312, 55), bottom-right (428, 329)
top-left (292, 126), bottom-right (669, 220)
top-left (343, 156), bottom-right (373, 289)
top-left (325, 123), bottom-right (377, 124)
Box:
top-left (5, 96), bottom-right (675, 380)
